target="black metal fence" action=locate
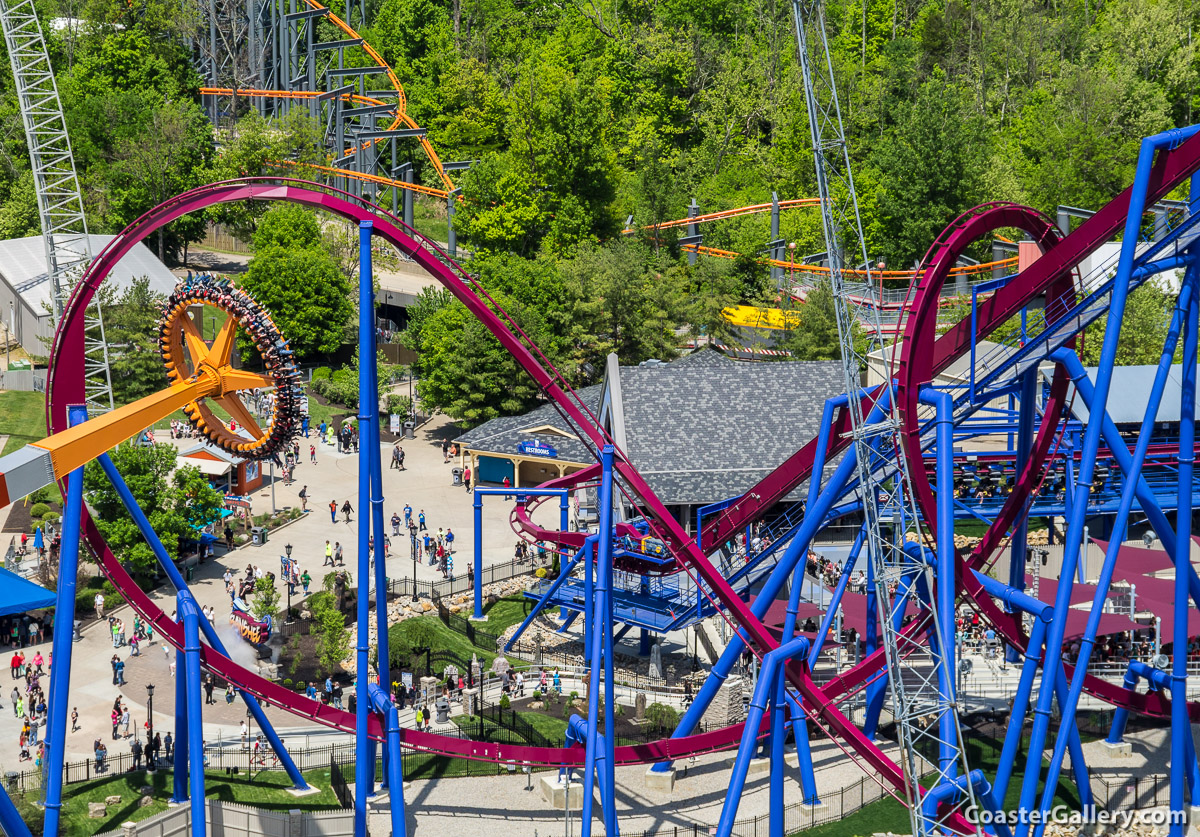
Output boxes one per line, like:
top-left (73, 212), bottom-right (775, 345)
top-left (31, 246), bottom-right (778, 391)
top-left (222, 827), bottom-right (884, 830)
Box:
top-left (623, 775), bottom-right (888, 837)
top-left (1092, 774), bottom-right (1169, 811)
top-left (330, 754), bottom-right (351, 808)
top-left (385, 555), bottom-right (545, 602)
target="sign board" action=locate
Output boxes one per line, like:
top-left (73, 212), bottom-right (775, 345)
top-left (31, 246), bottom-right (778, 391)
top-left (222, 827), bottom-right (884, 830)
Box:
top-left (516, 440), bottom-right (558, 458)
top-left (401, 672), bottom-right (413, 689)
top-left (390, 413), bottom-right (401, 434)
top-left (225, 495), bottom-right (252, 509)
top-left (300, 396), bottom-right (310, 414)
top-left (245, 461), bottom-right (260, 482)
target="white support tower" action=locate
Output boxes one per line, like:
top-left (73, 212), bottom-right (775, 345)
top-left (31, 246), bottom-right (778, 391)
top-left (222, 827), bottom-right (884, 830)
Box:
top-left (0, 0), bottom-right (113, 411)
top-left (789, 1), bottom-right (975, 835)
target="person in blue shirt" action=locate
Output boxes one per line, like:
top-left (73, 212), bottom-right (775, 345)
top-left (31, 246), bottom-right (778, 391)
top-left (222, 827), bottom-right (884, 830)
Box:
top-left (305, 682), bottom-right (317, 700)
top-left (404, 504), bottom-right (413, 527)
top-left (445, 529), bottom-right (455, 552)
top-left (324, 676), bottom-right (333, 695)
top-left (423, 534), bottom-right (433, 559)
top-left (418, 510), bottom-right (426, 531)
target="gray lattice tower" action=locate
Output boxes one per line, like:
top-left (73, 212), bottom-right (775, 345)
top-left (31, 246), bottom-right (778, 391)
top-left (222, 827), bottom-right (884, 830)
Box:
top-left (790, 0), bottom-right (974, 834)
top-left (0, 0), bottom-right (113, 411)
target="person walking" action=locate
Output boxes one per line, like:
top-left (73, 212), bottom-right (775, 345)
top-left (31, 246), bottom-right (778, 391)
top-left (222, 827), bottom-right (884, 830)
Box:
top-left (204, 676), bottom-right (215, 705)
top-left (502, 475), bottom-right (511, 500)
top-left (71, 707), bottom-right (79, 732)
top-left (310, 444), bottom-right (317, 464)
top-left (391, 445), bottom-right (402, 470)
top-left (391, 513), bottom-right (401, 536)
top-left (298, 485), bottom-right (308, 512)
top-left (329, 500), bottom-right (338, 524)
top-left (131, 737), bottom-right (143, 771)
top-left (463, 466), bottom-right (472, 492)
top-left (324, 540), bottom-right (333, 566)
top-left (301, 569), bottom-right (311, 594)
top-left (403, 503), bottom-right (413, 528)
top-left (335, 542), bottom-right (344, 567)
top-left (11, 687), bottom-right (18, 717)
top-left (341, 500), bottom-right (354, 523)
top-left (164, 731), bottom-right (173, 762)
top-left (94, 592), bottom-right (105, 620)
top-left (418, 509), bottom-right (426, 531)
top-left (445, 528), bottom-right (455, 553)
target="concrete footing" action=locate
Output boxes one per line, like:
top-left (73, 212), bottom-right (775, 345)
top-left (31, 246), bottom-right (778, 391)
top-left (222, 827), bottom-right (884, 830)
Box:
top-left (1101, 740), bottom-right (1133, 757)
top-left (644, 766), bottom-right (676, 792)
top-left (539, 776), bottom-right (594, 810)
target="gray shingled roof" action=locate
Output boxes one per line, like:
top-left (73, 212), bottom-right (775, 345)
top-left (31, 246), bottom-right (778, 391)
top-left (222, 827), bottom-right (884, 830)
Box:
top-left (454, 384), bottom-right (603, 464)
top-left (455, 349), bottom-right (843, 506)
top-left (615, 358), bottom-right (843, 505)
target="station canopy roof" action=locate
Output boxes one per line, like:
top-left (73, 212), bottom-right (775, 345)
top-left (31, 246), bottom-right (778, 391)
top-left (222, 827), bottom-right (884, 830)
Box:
top-left (0, 566), bottom-right (55, 617)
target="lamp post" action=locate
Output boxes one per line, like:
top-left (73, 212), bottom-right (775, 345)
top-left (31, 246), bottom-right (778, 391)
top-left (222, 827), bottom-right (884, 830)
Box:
top-left (787, 241), bottom-right (797, 287)
top-left (412, 535), bottom-right (419, 602)
top-left (146, 684), bottom-right (155, 767)
top-left (285, 543), bottom-right (293, 619)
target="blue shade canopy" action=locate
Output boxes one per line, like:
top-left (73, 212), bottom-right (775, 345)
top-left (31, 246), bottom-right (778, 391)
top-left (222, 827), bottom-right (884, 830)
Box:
top-left (0, 565), bottom-right (55, 617)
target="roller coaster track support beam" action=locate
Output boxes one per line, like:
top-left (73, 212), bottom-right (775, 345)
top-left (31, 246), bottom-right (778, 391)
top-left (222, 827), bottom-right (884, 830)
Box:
top-left (715, 636), bottom-right (809, 837)
top-left (474, 487), bottom-right (569, 620)
top-left (806, 521), bottom-right (866, 667)
top-left (367, 682), bottom-right (409, 837)
top-left (505, 534), bottom-right (591, 651)
top-left (1007, 368), bottom-right (1039, 664)
top-left (581, 445), bottom-right (619, 836)
top-left (1017, 127), bottom-right (1200, 837)
top-left (652, 387), bottom-right (892, 774)
top-left (96, 453), bottom-right (307, 788)
top-left (367, 232), bottom-right (391, 790)
top-left (178, 591), bottom-right (209, 837)
top-left (355, 218), bottom-right (377, 832)
top-left (919, 387), bottom-right (958, 780)
top-left (42, 404), bottom-right (87, 837)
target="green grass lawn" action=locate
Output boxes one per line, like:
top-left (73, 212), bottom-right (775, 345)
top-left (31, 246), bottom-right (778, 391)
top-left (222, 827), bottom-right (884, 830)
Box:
top-left (477, 596), bottom-right (537, 636)
top-left (21, 765), bottom-right (340, 836)
top-left (0, 391), bottom-right (48, 455)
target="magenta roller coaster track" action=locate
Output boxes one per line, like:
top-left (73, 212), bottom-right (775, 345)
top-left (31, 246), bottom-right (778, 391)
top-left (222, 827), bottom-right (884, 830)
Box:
top-left (43, 128), bottom-right (1200, 820)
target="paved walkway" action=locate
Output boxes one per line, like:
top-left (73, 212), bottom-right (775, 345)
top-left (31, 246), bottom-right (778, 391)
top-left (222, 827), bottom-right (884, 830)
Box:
top-left (0, 412), bottom-right (563, 767)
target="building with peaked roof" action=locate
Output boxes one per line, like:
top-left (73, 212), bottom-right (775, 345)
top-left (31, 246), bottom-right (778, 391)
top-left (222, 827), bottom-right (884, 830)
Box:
top-left (455, 348), bottom-right (846, 530)
top-left (0, 234), bottom-right (178, 354)
top-left (179, 439), bottom-right (265, 497)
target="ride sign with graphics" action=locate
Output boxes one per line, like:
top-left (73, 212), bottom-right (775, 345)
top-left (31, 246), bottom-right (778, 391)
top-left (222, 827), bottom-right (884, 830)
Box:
top-left (517, 440), bottom-right (557, 458)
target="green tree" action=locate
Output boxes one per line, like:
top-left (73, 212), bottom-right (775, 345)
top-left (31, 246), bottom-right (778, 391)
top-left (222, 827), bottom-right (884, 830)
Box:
top-left (778, 280), bottom-right (867, 362)
top-left (250, 577), bottom-right (281, 620)
top-left (95, 277), bottom-right (167, 406)
top-left (240, 246), bottom-right (354, 359)
top-left (310, 593), bottom-right (350, 677)
top-left (82, 445), bottom-right (222, 579)
top-left (252, 204), bottom-right (323, 251)
top-left (870, 69), bottom-right (984, 269)
top-left (1079, 278), bottom-right (1178, 367)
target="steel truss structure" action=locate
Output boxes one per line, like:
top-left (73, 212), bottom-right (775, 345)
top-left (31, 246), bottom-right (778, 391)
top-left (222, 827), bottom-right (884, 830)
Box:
top-left (0, 0), bottom-right (113, 411)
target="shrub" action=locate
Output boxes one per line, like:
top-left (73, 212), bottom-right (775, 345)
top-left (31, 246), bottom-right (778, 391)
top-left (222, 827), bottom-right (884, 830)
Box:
top-left (41, 512), bottom-right (61, 525)
top-left (645, 703), bottom-right (679, 733)
top-left (282, 678), bottom-right (293, 688)
top-left (311, 366), bottom-right (332, 382)
top-left (569, 691), bottom-right (579, 702)
top-left (532, 690), bottom-right (542, 701)
top-left (385, 394), bottom-right (411, 420)
top-left (29, 487), bottom-right (55, 505)
top-left (29, 503), bottom-right (50, 519)
top-left (499, 694), bottom-right (511, 709)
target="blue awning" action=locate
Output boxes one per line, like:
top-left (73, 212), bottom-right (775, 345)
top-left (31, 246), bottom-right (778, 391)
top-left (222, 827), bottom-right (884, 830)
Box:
top-left (0, 565), bottom-right (55, 617)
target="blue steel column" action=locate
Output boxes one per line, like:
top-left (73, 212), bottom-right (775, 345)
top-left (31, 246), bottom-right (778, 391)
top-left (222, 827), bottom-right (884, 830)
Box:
top-left (172, 647), bottom-right (188, 804)
top-left (42, 404), bottom-right (88, 837)
top-left (561, 493), bottom-right (569, 533)
top-left (1014, 136), bottom-right (1165, 837)
top-left (367, 683), bottom-right (408, 837)
top-left (354, 219), bottom-right (375, 831)
top-left (599, 447), bottom-right (618, 837)
top-left (473, 491), bottom-right (484, 619)
top-left (921, 387), bottom-right (958, 779)
top-left (1170, 260), bottom-right (1198, 835)
top-left (94, 454), bottom-right (307, 789)
top-left (366, 215), bottom-right (390, 792)
top-left (1033, 278), bottom-right (1195, 824)
top-left (1007, 369), bottom-right (1038, 664)
top-left (653, 389), bottom-right (893, 772)
top-left (179, 593), bottom-right (208, 837)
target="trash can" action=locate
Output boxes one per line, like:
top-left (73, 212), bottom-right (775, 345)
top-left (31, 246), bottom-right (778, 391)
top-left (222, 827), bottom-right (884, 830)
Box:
top-left (5, 772), bottom-right (17, 791)
top-left (435, 697), bottom-right (450, 724)
top-left (403, 420), bottom-right (415, 439)
top-left (73, 619), bottom-right (82, 642)
top-left (452, 468), bottom-right (463, 486)
top-left (251, 526), bottom-right (267, 546)
top-left (186, 565), bottom-right (195, 583)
